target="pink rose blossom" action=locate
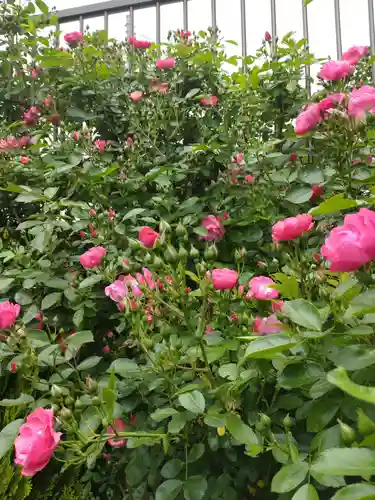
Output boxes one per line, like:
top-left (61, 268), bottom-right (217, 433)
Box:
top-left (14, 408), bottom-right (61, 476)
top-left (79, 246), bottom-right (106, 269)
top-left (318, 60), bottom-right (353, 81)
top-left (201, 96), bottom-right (218, 107)
top-left (295, 104), bottom-right (322, 135)
top-left (253, 314), bottom-right (283, 335)
top-left (248, 276), bottom-right (279, 300)
top-left (23, 107), bottom-right (40, 126)
top-left (64, 31), bottom-right (83, 47)
top-left (95, 139), bottom-right (106, 152)
top-left (123, 275), bottom-right (142, 297)
top-left (348, 85), bottom-right (375, 118)
top-left (318, 93), bottom-right (345, 112)
top-left (72, 131), bottom-right (80, 141)
top-left (107, 418), bottom-right (127, 448)
top-left (341, 45), bottom-right (369, 65)
top-left (272, 214), bottom-right (314, 242)
top-left (244, 175), bottom-right (255, 183)
top-left (142, 267), bottom-right (156, 289)
top-left (212, 268), bottom-right (238, 290)
top-left (232, 152), bottom-right (244, 165)
top-left (139, 226), bottom-right (159, 248)
top-left (128, 36), bottom-right (151, 49)
top-left (105, 279), bottom-right (128, 303)
top-left (200, 215), bottom-right (225, 241)
top-left (321, 208), bottom-right (375, 272)
top-left (311, 185), bottom-right (324, 201)
top-left (130, 91), bottom-right (144, 102)
top-left (271, 301), bottom-right (284, 313)
top-left (156, 58), bottom-right (176, 70)
top-left (0, 301), bottom-right (21, 329)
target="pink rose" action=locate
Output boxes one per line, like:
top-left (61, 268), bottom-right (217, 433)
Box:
top-left (95, 139), bottom-right (106, 152)
top-left (271, 301), bottom-right (284, 313)
top-left (272, 214), bottom-right (314, 242)
top-left (321, 208), bottom-right (375, 272)
top-left (14, 408), bottom-right (61, 476)
top-left (318, 93), bottom-right (345, 112)
top-left (130, 91), bottom-right (144, 102)
top-left (248, 276), bottom-right (279, 300)
top-left (201, 96), bottom-right (218, 107)
top-left (341, 45), bottom-right (368, 65)
top-left (212, 268), bottom-right (238, 290)
top-left (232, 152), bottom-right (244, 165)
top-left (150, 81), bottom-right (169, 93)
top-left (244, 175), bottom-right (255, 183)
top-left (253, 314), bottom-right (283, 335)
top-left (139, 226), bottom-right (159, 248)
top-left (156, 58), bottom-right (176, 70)
top-left (295, 104), bottom-right (322, 135)
top-left (128, 36), bottom-right (151, 49)
top-left (142, 267), bottom-right (156, 289)
top-left (79, 246), bottom-right (106, 269)
top-left (105, 279), bottom-right (128, 303)
top-left (348, 85), bottom-right (375, 118)
top-left (64, 31), bottom-right (83, 47)
top-left (23, 107), bottom-right (40, 126)
top-left (72, 131), bottom-right (80, 141)
top-left (107, 418), bottom-right (127, 448)
top-left (123, 275), bottom-right (143, 297)
top-left (200, 215), bottom-right (225, 241)
top-left (0, 301), bottom-right (21, 329)
top-left (318, 60), bottom-right (353, 81)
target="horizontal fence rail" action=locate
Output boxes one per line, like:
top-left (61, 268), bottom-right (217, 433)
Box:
top-left (56, 0), bottom-right (375, 83)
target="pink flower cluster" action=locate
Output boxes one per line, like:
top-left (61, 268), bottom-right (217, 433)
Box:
top-left (128, 36), bottom-right (152, 49)
top-left (321, 208), bottom-right (375, 272)
top-left (272, 214), bottom-right (314, 242)
top-left (0, 135), bottom-right (30, 153)
top-left (318, 45), bottom-right (368, 81)
top-left (348, 85), bottom-right (375, 119)
top-left (80, 246), bottom-right (106, 269)
top-left (295, 94), bottom-right (344, 135)
top-left (105, 268), bottom-right (156, 307)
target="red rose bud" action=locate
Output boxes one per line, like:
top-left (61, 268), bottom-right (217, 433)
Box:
top-left (103, 346), bottom-right (110, 354)
top-left (107, 331), bottom-right (114, 338)
top-left (103, 453), bottom-right (111, 463)
top-left (265, 31), bottom-right (272, 42)
top-left (223, 212), bottom-right (229, 220)
top-left (44, 95), bottom-right (53, 106)
top-left (313, 252), bottom-right (321, 262)
top-left (89, 209), bottom-right (96, 216)
top-left (290, 153), bottom-right (297, 162)
top-left (79, 231), bottom-right (86, 238)
top-left (311, 185), bottom-right (324, 201)
top-left (73, 131), bottom-right (80, 141)
top-left (108, 209), bottom-right (115, 219)
top-left (10, 362), bottom-right (17, 373)
top-left (20, 156), bottom-right (30, 165)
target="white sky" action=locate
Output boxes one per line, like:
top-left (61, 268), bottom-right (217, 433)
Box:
top-left (47, 0), bottom-right (372, 60)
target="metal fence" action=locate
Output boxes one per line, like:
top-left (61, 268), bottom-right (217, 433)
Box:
top-left (56, 0), bottom-right (375, 79)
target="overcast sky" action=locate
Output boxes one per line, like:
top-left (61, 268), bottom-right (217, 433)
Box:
top-left (48, 0), bottom-right (371, 62)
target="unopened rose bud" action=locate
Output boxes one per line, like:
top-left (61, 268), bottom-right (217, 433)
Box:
top-left (338, 419), bottom-right (356, 444)
top-left (282, 415), bottom-right (294, 428)
top-left (178, 246), bottom-right (188, 260)
top-left (204, 245), bottom-right (218, 261)
top-left (165, 245), bottom-right (178, 262)
top-left (51, 384), bottom-right (64, 399)
top-left (176, 222), bottom-right (187, 237)
top-left (60, 407), bottom-right (72, 420)
top-left (159, 219), bottom-right (171, 233)
top-left (89, 209), bottom-right (96, 216)
top-left (85, 376), bottom-right (98, 392)
top-left (190, 246), bottom-right (200, 259)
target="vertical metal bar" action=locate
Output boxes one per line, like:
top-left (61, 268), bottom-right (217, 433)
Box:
top-left (79, 15), bottom-right (84, 33)
top-left (183, 0), bottom-right (188, 31)
top-left (156, 1), bottom-right (161, 44)
top-left (369, 0), bottom-right (375, 81)
top-left (240, 0), bottom-right (247, 69)
top-left (334, 0), bottom-right (342, 58)
top-left (55, 20), bottom-right (60, 48)
top-left (129, 6), bottom-right (134, 37)
top-left (211, 0), bottom-right (217, 30)
top-left (104, 10), bottom-right (109, 37)
top-left (270, 0), bottom-right (277, 56)
top-left (302, 0), bottom-right (311, 96)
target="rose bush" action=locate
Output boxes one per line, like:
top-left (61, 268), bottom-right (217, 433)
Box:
top-left (2, 1), bottom-right (375, 500)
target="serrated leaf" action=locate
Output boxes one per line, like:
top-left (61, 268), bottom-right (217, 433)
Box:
top-left (150, 408), bottom-right (179, 422)
top-left (109, 358), bottom-right (140, 377)
top-left (77, 356), bottom-right (102, 370)
top-left (79, 274), bottom-right (102, 289)
top-left (65, 330), bottom-right (94, 347)
top-left (285, 186), bottom-right (312, 204)
top-left (0, 419), bottom-right (24, 460)
top-left (271, 462), bottom-right (309, 493)
top-left (283, 299), bottom-right (322, 331)
top-left (184, 476), bottom-right (207, 500)
top-left (0, 394), bottom-right (34, 407)
top-left (155, 479), bottom-right (183, 500)
top-left (178, 391), bottom-right (205, 414)
top-left (41, 292), bottom-right (61, 310)
top-left (311, 447), bottom-right (375, 476)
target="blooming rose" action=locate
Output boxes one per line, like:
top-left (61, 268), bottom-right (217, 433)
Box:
top-left (348, 85), bottom-right (375, 118)
top-left (271, 301), bottom-right (284, 313)
top-left (64, 31), bottom-right (83, 47)
top-left (232, 152), bottom-right (244, 165)
top-left (212, 268), bottom-right (238, 290)
top-left (130, 91), bottom-right (143, 102)
top-left (248, 276), bottom-right (279, 300)
top-left (341, 45), bottom-right (368, 65)
top-left (128, 36), bottom-right (151, 49)
top-left (95, 139), bottom-right (106, 152)
top-left (139, 226), bottom-right (159, 248)
top-left (156, 58), bottom-right (176, 70)
top-left (105, 279), bottom-right (128, 303)
top-left (318, 60), bottom-right (353, 81)
top-left (107, 418), bottom-right (127, 448)
top-left (272, 214), bottom-right (314, 242)
top-left (0, 301), bottom-right (21, 329)
top-left (123, 275), bottom-right (142, 296)
top-left (318, 93), bottom-right (345, 112)
top-left (201, 96), bottom-right (218, 107)
top-left (79, 246), bottom-right (106, 269)
top-left (14, 408), bottom-right (61, 476)
top-left (295, 104), bottom-right (322, 135)
top-left (321, 208), bottom-right (375, 272)
top-left (200, 215), bottom-right (225, 241)
top-left (253, 314), bottom-right (283, 335)
top-left (23, 107), bottom-right (40, 126)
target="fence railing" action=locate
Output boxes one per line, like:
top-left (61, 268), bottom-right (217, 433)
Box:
top-left (56, 0), bottom-right (375, 81)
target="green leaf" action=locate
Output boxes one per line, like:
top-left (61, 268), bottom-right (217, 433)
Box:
top-left (187, 443), bottom-right (205, 463)
top-left (41, 292), bottom-right (62, 310)
top-left (0, 278), bottom-right (14, 292)
top-left (14, 290), bottom-right (32, 305)
top-left (0, 394), bottom-right (34, 407)
top-left (46, 277), bottom-right (68, 289)
top-left (35, 0), bottom-right (49, 13)
top-left (185, 88), bottom-right (200, 99)
top-left (304, 0), bottom-right (313, 5)
top-left (77, 356), bottom-right (102, 370)
top-left (332, 484), bottom-right (375, 500)
top-left (109, 358), bottom-right (140, 378)
top-left (27, 330), bottom-right (50, 348)
top-left (80, 406), bottom-right (101, 435)
top-left (155, 479), bottom-right (183, 500)
top-left (161, 459), bottom-right (183, 479)
top-left (123, 208), bottom-right (146, 220)
top-left (79, 274), bottom-right (102, 289)
top-left (271, 462), bottom-right (309, 493)
top-left (285, 186), bottom-right (312, 204)
top-left (311, 447), bottom-right (375, 476)
top-left (66, 107), bottom-right (96, 120)
top-left (73, 308), bottom-right (84, 327)
top-left (226, 414), bottom-right (258, 446)
top-left (0, 419), bottom-right (24, 460)
top-left (102, 387), bottom-right (116, 421)
top-left (168, 413), bottom-right (188, 433)
top-left (150, 407), bottom-right (179, 422)
top-left (292, 484), bottom-right (319, 500)
top-left (245, 335), bottom-right (297, 359)
top-left (184, 476), bottom-right (207, 500)
top-left (327, 366), bottom-right (375, 404)
top-left (218, 363), bottom-right (238, 380)
top-left (65, 330), bottom-right (94, 347)
top-left (306, 399), bottom-right (339, 432)
top-left (283, 299), bottom-right (323, 331)
top-left (357, 409), bottom-right (375, 435)
top-left (310, 193), bottom-right (358, 216)
top-left (178, 391), bottom-right (205, 414)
